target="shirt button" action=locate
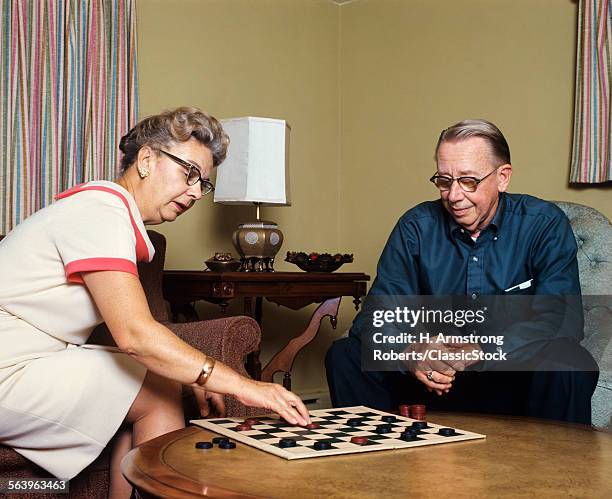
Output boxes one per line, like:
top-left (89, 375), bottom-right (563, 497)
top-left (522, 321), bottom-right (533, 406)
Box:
top-left (496, 346), bottom-right (503, 353)
top-left (471, 293), bottom-right (478, 300)
top-left (472, 256), bottom-right (478, 262)
top-left (493, 236), bottom-right (498, 241)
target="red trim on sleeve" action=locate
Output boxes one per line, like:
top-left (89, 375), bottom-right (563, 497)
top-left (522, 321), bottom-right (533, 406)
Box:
top-left (57, 184), bottom-right (151, 262)
top-left (65, 258), bottom-right (139, 284)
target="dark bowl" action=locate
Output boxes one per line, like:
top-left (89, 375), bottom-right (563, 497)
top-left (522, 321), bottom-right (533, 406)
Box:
top-left (205, 260), bottom-right (241, 272)
top-left (286, 251), bottom-right (353, 272)
top-left (205, 253), bottom-right (242, 272)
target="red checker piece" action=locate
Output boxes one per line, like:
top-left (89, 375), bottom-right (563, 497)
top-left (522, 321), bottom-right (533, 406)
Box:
top-left (350, 436), bottom-right (369, 445)
top-left (235, 424), bottom-right (252, 431)
top-left (305, 423), bottom-right (321, 429)
top-left (244, 418), bottom-right (260, 425)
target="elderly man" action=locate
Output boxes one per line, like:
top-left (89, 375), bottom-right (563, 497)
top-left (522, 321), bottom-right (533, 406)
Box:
top-left (326, 119), bottom-right (598, 424)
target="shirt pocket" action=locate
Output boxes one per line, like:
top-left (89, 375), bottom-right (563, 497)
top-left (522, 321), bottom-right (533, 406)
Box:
top-left (503, 278), bottom-right (534, 295)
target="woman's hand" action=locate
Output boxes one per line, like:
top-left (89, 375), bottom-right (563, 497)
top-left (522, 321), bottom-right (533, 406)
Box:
top-left (193, 387), bottom-right (226, 418)
top-left (234, 379), bottom-right (311, 426)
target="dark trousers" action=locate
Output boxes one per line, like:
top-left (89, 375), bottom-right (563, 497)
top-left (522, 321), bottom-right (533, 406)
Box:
top-left (325, 336), bottom-right (599, 425)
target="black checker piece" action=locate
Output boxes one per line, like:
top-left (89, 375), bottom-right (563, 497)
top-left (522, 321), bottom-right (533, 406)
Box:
top-left (313, 441), bottom-right (335, 451)
top-left (308, 437), bottom-right (344, 445)
top-left (438, 428), bottom-right (462, 437)
top-left (374, 423), bottom-right (406, 430)
top-left (346, 418), bottom-right (367, 427)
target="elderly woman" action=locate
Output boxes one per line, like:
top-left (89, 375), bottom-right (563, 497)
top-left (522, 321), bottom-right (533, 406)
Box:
top-left (0, 107), bottom-right (310, 498)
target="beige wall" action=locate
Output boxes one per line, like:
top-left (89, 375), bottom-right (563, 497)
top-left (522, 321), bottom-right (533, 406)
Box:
top-left (138, 0), bottom-right (611, 396)
top-left (137, 0), bottom-right (341, 394)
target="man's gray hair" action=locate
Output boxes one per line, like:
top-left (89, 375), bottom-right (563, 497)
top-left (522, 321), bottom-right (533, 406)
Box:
top-left (435, 119), bottom-right (511, 166)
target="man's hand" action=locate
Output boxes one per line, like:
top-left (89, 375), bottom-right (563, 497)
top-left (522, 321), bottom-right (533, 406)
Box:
top-left (403, 340), bottom-right (457, 395)
top-left (442, 341), bottom-right (484, 371)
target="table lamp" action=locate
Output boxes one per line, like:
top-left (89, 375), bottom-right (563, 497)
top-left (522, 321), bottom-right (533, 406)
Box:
top-left (214, 117), bottom-right (291, 271)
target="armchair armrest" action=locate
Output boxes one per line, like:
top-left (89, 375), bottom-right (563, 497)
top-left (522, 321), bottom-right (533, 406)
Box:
top-left (165, 315), bottom-right (263, 417)
top-left (165, 316), bottom-right (260, 378)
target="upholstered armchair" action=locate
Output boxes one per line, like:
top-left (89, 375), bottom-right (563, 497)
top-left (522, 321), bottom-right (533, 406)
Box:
top-left (554, 201), bottom-right (612, 429)
top-left (0, 231), bottom-right (261, 497)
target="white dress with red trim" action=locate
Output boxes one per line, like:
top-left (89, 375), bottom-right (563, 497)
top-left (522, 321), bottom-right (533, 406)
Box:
top-left (0, 181), bottom-right (154, 479)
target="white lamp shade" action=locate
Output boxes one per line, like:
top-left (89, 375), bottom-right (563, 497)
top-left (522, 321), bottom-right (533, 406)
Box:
top-left (214, 117), bottom-right (291, 205)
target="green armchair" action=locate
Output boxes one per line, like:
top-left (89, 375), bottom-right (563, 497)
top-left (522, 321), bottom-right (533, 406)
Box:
top-left (554, 201), bottom-right (612, 429)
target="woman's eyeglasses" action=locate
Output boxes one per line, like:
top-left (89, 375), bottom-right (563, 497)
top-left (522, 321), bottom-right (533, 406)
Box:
top-left (159, 149), bottom-right (214, 195)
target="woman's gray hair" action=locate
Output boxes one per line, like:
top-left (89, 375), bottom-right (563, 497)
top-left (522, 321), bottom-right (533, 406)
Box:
top-left (434, 119), bottom-right (511, 166)
top-left (118, 107), bottom-right (229, 172)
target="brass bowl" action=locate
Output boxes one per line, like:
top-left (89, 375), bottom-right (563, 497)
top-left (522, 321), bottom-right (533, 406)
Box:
top-left (286, 251), bottom-right (353, 272)
top-left (205, 253), bottom-right (241, 272)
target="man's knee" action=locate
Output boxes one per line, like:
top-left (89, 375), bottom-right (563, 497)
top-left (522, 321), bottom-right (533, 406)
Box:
top-left (529, 367), bottom-right (598, 424)
top-left (531, 338), bottom-right (600, 373)
top-left (325, 336), bottom-right (361, 374)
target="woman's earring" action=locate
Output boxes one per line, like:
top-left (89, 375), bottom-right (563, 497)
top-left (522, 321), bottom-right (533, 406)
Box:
top-left (137, 166), bottom-right (150, 178)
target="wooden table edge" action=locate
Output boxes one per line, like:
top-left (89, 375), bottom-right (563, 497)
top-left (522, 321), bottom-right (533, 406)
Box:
top-left (121, 427), bottom-right (264, 499)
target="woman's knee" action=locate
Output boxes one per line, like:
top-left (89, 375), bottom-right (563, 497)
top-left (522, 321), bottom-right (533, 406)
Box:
top-left (125, 371), bottom-right (182, 423)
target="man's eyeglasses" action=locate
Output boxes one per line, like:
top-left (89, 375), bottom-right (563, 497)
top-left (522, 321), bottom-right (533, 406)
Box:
top-left (159, 149), bottom-right (214, 195)
top-left (429, 165), bottom-right (501, 193)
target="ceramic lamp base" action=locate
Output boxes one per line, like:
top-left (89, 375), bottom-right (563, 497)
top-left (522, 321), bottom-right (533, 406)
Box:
top-left (232, 220), bottom-right (284, 272)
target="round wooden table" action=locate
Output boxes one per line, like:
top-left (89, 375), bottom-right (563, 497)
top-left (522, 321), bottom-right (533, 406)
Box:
top-left (122, 413), bottom-right (612, 498)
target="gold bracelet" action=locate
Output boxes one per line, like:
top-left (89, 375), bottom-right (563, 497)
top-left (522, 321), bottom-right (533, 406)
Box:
top-left (195, 356), bottom-right (216, 386)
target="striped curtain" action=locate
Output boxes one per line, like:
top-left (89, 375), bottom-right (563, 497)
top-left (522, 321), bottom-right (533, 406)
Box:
top-left (0, 0), bottom-right (138, 234)
top-left (570, 0), bottom-right (612, 183)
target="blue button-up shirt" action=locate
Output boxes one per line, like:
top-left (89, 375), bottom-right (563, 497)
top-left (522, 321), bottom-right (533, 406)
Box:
top-left (351, 193), bottom-right (583, 365)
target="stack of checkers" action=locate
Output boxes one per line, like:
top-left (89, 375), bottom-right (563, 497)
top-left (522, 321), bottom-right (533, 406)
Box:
top-left (399, 404), bottom-right (426, 420)
top-left (195, 436), bottom-right (236, 450)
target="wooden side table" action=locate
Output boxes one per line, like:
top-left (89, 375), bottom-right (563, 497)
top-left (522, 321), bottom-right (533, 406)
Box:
top-left (162, 271), bottom-right (370, 385)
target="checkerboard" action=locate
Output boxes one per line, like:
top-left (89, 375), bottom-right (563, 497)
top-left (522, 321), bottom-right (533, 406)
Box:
top-left (191, 406), bottom-right (485, 460)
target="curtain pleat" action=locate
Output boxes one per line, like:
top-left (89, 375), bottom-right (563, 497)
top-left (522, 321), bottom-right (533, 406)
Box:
top-left (570, 0), bottom-right (612, 183)
top-left (0, 0), bottom-right (138, 234)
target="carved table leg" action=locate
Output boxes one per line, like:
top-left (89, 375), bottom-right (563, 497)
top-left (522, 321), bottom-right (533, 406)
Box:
top-left (283, 372), bottom-right (291, 391)
top-left (260, 297), bottom-right (342, 385)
